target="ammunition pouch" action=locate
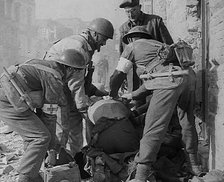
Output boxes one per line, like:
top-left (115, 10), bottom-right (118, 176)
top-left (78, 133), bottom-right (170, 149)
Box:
top-left (0, 66), bottom-right (43, 112)
top-left (29, 90), bottom-right (44, 108)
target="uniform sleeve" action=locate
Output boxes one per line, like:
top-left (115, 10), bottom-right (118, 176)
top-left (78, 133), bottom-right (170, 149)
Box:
top-left (109, 70), bottom-right (126, 98)
top-left (116, 45), bottom-right (135, 74)
top-left (109, 45), bottom-right (135, 98)
top-left (40, 71), bottom-right (67, 106)
top-left (67, 69), bottom-right (89, 110)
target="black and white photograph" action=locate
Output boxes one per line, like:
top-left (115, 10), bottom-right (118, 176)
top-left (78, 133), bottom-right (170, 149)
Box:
top-left (0, 0), bottom-right (223, 182)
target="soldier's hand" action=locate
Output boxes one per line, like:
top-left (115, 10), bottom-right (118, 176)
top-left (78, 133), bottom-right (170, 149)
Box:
top-left (103, 95), bottom-right (113, 100)
top-left (121, 93), bottom-right (132, 100)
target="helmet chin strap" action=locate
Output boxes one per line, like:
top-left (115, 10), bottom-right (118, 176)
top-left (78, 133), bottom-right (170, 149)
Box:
top-left (86, 30), bottom-right (98, 52)
top-left (56, 62), bottom-right (67, 80)
top-left (94, 33), bottom-right (101, 52)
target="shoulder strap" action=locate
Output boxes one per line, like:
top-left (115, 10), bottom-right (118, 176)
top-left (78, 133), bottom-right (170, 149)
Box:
top-left (21, 63), bottom-right (62, 80)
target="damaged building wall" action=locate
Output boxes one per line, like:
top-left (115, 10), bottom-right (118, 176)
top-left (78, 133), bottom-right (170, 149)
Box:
top-left (152, 0), bottom-right (211, 169)
top-left (153, 0), bottom-right (224, 170)
top-left (153, 0), bottom-right (203, 107)
top-left (0, 0), bottom-right (36, 66)
top-left (209, 0), bottom-right (224, 170)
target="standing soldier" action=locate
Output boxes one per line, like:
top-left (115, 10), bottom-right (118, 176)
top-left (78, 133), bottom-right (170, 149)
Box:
top-left (0, 49), bottom-right (86, 182)
top-left (45, 18), bottom-right (114, 156)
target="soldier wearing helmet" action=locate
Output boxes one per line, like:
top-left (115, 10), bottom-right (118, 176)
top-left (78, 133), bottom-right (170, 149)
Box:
top-left (0, 49), bottom-right (87, 182)
top-left (110, 26), bottom-right (200, 181)
top-left (57, 49), bottom-right (86, 69)
top-left (44, 18), bottom-right (114, 158)
top-left (112, 0), bottom-right (174, 112)
top-left (87, 18), bottom-right (114, 52)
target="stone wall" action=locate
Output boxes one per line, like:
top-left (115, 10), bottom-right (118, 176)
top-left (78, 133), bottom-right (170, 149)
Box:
top-left (209, 0), bottom-right (224, 170)
top-left (154, 0), bottom-right (203, 122)
top-left (165, 0), bottom-right (201, 69)
top-left (150, 0), bottom-right (224, 171)
top-left (153, 0), bottom-right (210, 170)
top-left (154, 0), bottom-right (202, 97)
top-left (152, 0), bottom-right (167, 22)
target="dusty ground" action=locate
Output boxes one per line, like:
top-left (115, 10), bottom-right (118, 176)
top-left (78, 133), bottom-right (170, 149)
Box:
top-left (0, 121), bottom-right (24, 182)
top-left (0, 116), bottom-right (210, 182)
top-left (0, 120), bottom-right (91, 182)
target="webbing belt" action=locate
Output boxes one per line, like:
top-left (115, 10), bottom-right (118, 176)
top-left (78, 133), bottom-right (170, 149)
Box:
top-left (20, 63), bottom-right (62, 80)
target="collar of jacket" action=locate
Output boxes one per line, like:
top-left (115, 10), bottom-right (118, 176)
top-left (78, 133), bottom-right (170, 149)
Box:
top-left (80, 31), bottom-right (96, 56)
top-left (46, 60), bottom-right (65, 80)
top-left (128, 11), bottom-right (145, 28)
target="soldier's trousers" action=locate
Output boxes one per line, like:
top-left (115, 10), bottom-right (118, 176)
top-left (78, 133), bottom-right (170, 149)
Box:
top-left (57, 104), bottom-right (90, 157)
top-left (0, 90), bottom-right (51, 178)
top-left (135, 69), bottom-right (198, 164)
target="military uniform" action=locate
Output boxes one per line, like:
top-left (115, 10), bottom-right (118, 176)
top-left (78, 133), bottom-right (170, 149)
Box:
top-left (0, 59), bottom-right (82, 181)
top-left (45, 32), bottom-right (96, 155)
top-left (110, 30), bottom-right (199, 180)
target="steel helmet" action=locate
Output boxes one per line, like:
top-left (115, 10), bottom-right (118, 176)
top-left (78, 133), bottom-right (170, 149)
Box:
top-left (57, 49), bottom-right (86, 69)
top-left (88, 18), bottom-right (114, 39)
top-left (122, 26), bottom-right (152, 44)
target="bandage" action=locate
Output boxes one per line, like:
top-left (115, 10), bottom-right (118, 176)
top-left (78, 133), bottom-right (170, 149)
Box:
top-left (116, 57), bottom-right (133, 73)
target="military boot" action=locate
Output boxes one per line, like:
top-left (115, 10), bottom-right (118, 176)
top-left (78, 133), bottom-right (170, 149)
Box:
top-left (134, 164), bottom-right (156, 182)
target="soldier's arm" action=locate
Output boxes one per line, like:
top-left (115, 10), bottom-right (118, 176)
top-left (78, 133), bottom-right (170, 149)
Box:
top-left (67, 69), bottom-right (89, 110)
top-left (109, 70), bottom-right (126, 98)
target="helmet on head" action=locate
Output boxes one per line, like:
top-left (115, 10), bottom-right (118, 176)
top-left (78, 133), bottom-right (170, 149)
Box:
top-left (57, 49), bottom-right (86, 69)
top-left (88, 18), bottom-right (114, 39)
top-left (122, 26), bottom-right (152, 44)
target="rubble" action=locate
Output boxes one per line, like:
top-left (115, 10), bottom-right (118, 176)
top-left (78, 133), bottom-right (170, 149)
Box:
top-left (190, 170), bottom-right (224, 182)
top-left (0, 125), bottom-right (13, 134)
top-left (0, 165), bottom-right (14, 175)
